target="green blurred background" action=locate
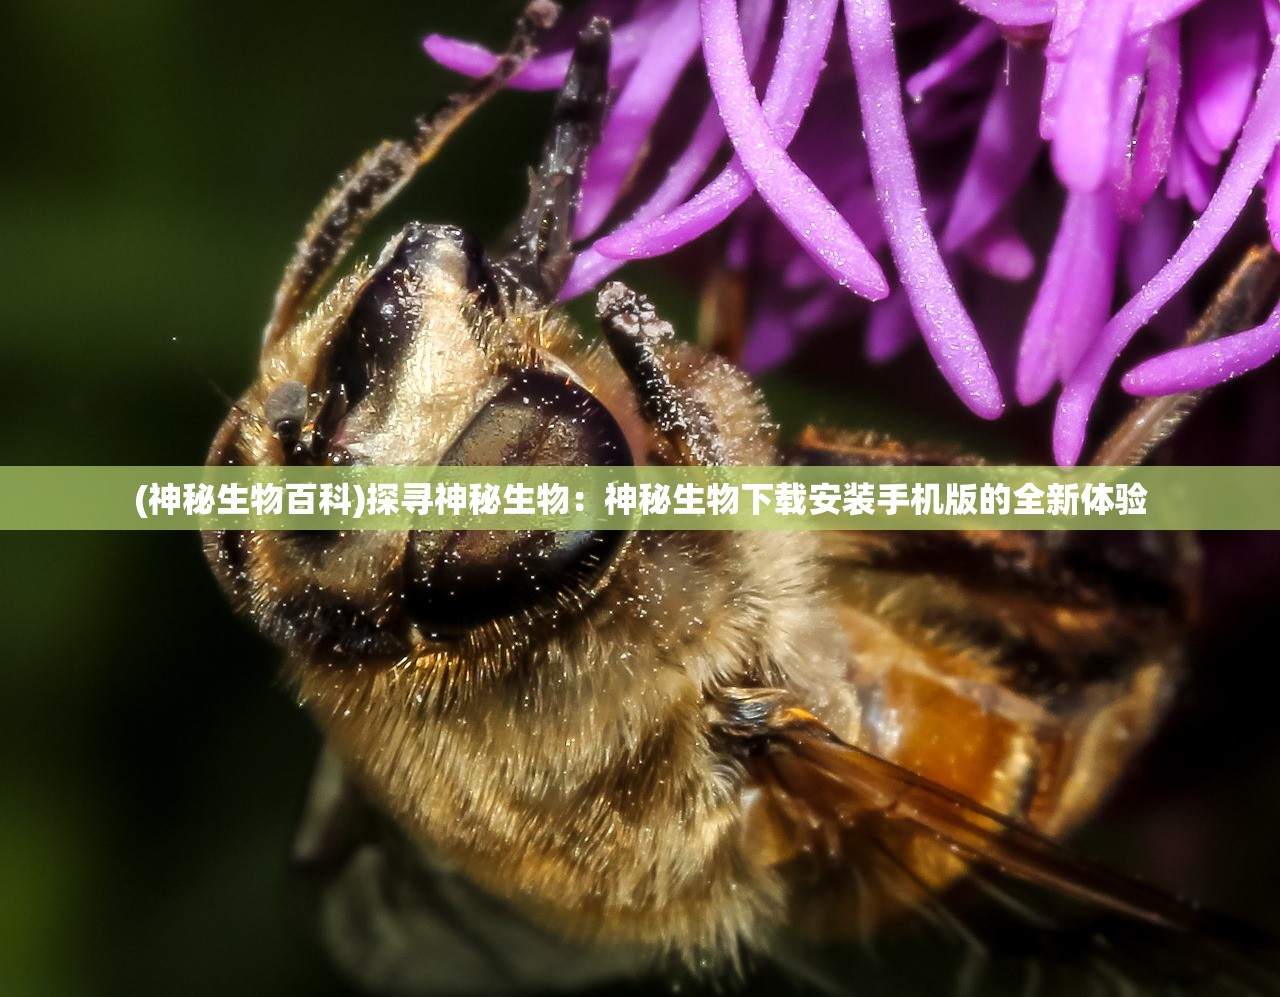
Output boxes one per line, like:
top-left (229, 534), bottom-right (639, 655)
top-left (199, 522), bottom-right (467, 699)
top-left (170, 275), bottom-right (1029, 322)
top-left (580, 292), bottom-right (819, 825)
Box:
top-left (2, 1), bottom-right (1279, 994)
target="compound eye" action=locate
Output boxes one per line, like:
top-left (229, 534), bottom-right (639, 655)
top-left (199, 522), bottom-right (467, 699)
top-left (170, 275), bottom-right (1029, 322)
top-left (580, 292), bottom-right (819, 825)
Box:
top-left (404, 367), bottom-right (632, 637)
top-left (438, 367), bottom-right (632, 468)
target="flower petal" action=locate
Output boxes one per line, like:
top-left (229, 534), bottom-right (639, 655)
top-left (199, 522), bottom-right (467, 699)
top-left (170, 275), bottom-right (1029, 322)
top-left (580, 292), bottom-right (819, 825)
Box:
top-left (1186, 0), bottom-right (1265, 153)
top-left (866, 288), bottom-right (917, 362)
top-left (905, 21), bottom-right (999, 102)
top-left (1053, 38), bottom-right (1280, 465)
top-left (1016, 191), bottom-right (1121, 404)
top-left (1180, 97), bottom-right (1222, 163)
top-left (724, 204), bottom-right (762, 269)
top-left (423, 2), bottom-right (663, 90)
top-left (424, 36), bottom-right (551, 89)
top-left (1129, 0), bottom-right (1200, 32)
top-left (1177, 133), bottom-right (1216, 211)
top-left (904, 88), bottom-right (988, 143)
top-left (699, 0), bottom-right (887, 298)
top-left (740, 281), bottom-right (858, 371)
top-left (1051, 0), bottom-right (1134, 192)
top-left (742, 284), bottom-right (849, 371)
top-left (964, 216), bottom-right (1036, 281)
top-left (1125, 21), bottom-right (1182, 212)
top-left (942, 45), bottom-right (1043, 251)
top-left (742, 296), bottom-right (802, 369)
top-left (781, 175), bottom-right (884, 290)
top-left (1040, 0), bottom-right (1087, 141)
top-left (957, 0), bottom-right (1055, 27)
top-left (844, 0), bottom-right (1004, 417)
top-left (1267, 149), bottom-right (1280, 249)
top-left (1109, 37), bottom-right (1149, 188)
top-left (1123, 300), bottom-right (1280, 393)
top-left (1122, 190), bottom-right (1192, 339)
top-left (1266, 0), bottom-right (1280, 37)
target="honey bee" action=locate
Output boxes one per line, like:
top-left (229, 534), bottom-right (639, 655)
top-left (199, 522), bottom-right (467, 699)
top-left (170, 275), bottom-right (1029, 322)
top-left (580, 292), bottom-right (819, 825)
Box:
top-left (203, 5), bottom-right (1278, 994)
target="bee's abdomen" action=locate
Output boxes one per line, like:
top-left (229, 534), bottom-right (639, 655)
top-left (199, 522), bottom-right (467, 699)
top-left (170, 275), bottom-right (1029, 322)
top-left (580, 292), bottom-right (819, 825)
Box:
top-left (830, 527), bottom-right (1190, 836)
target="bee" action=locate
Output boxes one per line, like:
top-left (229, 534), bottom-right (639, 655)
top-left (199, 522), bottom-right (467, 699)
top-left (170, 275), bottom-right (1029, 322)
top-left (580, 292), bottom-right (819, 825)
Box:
top-left (203, 5), bottom-right (1278, 994)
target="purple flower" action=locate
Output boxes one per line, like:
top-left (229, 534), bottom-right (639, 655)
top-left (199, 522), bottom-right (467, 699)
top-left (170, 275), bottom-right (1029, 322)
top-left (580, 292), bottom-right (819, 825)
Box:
top-left (426, 0), bottom-right (1280, 464)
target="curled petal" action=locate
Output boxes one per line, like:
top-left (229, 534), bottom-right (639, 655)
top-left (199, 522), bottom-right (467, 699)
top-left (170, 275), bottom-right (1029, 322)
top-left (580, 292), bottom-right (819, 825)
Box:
top-left (560, 103), bottom-right (739, 299)
top-left (905, 21), bottom-right (999, 101)
top-left (1123, 300), bottom-right (1280, 393)
top-left (640, 0), bottom-right (771, 201)
top-left (593, 0), bottom-right (839, 262)
top-left (1053, 38), bottom-right (1280, 465)
top-left (845, 0), bottom-right (1004, 417)
top-left (562, 246), bottom-right (631, 299)
top-left (699, 0), bottom-right (887, 298)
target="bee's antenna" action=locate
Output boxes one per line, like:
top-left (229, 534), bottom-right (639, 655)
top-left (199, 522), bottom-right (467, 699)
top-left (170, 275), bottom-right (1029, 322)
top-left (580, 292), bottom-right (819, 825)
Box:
top-left (262, 2), bottom-right (560, 346)
top-left (496, 16), bottom-right (613, 303)
top-left (201, 370), bottom-right (240, 413)
top-left (168, 335), bottom-right (269, 429)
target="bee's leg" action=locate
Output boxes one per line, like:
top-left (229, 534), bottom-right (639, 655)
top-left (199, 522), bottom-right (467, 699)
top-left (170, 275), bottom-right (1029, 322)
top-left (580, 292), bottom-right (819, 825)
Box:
top-left (261, 1), bottom-right (559, 346)
top-left (596, 281), bottom-right (727, 466)
top-left (495, 18), bottom-right (612, 303)
top-left (784, 426), bottom-right (987, 468)
top-left (1091, 243), bottom-right (1280, 466)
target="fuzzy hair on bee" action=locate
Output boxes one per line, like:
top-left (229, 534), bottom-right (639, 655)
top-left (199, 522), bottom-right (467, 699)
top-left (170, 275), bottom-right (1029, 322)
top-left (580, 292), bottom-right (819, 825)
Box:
top-left (203, 5), bottom-right (1280, 995)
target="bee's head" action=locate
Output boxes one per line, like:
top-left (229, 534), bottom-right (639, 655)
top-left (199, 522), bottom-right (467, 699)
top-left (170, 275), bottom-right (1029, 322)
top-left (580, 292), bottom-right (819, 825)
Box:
top-left (204, 223), bottom-right (634, 659)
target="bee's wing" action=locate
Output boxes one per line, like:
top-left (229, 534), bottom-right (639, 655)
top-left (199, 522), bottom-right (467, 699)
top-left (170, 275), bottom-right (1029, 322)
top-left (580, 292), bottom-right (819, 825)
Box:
top-left (732, 701), bottom-right (1279, 996)
top-left (290, 749), bottom-right (650, 996)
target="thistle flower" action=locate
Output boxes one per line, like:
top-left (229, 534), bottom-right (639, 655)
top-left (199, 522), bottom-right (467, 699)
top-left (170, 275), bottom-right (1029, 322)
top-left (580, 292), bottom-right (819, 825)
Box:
top-left (426, 0), bottom-right (1280, 464)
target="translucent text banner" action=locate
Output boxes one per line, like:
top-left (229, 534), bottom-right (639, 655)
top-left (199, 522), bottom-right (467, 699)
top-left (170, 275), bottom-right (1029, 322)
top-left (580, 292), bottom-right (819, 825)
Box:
top-left (2, 465), bottom-right (1278, 530)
